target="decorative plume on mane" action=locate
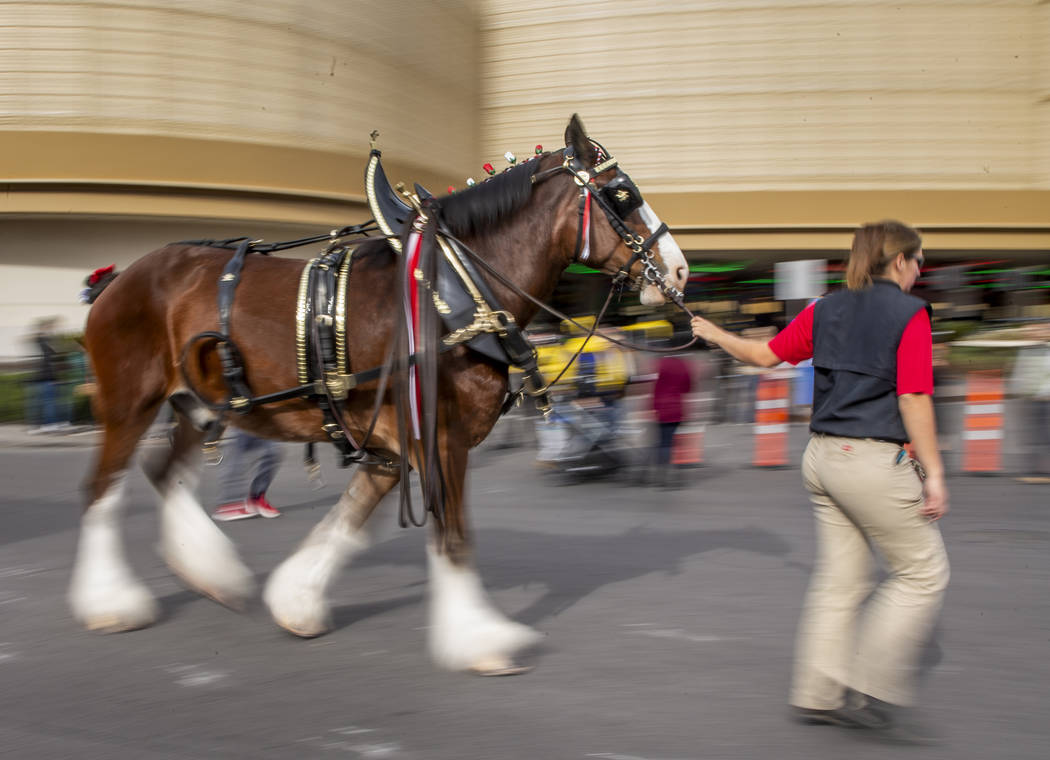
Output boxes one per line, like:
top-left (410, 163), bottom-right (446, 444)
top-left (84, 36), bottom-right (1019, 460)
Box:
top-left (79, 265), bottom-right (119, 304)
top-left (436, 157), bottom-right (545, 238)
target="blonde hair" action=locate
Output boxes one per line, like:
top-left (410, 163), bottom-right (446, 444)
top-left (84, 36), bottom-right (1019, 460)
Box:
top-left (845, 220), bottom-right (922, 290)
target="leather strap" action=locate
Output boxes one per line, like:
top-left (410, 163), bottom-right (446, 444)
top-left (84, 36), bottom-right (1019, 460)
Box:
top-left (215, 239), bottom-right (256, 413)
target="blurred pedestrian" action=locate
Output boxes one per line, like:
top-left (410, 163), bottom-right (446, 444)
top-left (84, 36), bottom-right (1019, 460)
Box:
top-left (691, 220), bottom-right (949, 744)
top-left (26, 316), bottom-right (68, 434)
top-left (650, 348), bottom-right (692, 487)
top-left (212, 429), bottom-right (283, 521)
top-left (1008, 322), bottom-right (1050, 484)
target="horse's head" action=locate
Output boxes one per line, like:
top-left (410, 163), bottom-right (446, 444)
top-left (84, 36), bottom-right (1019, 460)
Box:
top-left (557, 114), bottom-right (689, 306)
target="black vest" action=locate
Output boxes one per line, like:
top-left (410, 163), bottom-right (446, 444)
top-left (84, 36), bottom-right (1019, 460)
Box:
top-left (811, 279), bottom-right (930, 443)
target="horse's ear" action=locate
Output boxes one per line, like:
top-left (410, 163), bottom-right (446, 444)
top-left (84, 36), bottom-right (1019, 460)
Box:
top-left (564, 113), bottom-right (597, 167)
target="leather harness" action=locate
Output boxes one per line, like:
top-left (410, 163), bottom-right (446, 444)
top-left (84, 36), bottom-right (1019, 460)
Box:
top-left (175, 156), bottom-right (551, 468)
top-left (174, 141), bottom-right (682, 473)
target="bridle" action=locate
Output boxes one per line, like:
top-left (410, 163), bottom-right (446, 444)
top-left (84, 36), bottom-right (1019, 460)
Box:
top-left (531, 142), bottom-right (686, 308)
top-left (433, 143), bottom-right (696, 402)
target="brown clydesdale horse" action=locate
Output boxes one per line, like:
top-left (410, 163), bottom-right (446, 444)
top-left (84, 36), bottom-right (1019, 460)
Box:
top-left (68, 115), bottom-right (689, 674)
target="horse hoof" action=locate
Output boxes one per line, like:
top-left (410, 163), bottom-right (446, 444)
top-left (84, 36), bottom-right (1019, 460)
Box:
top-left (163, 547), bottom-right (255, 608)
top-left (265, 588), bottom-right (333, 638)
top-left (198, 585), bottom-right (252, 612)
top-left (167, 561), bottom-right (256, 612)
top-left (82, 614), bottom-right (155, 634)
top-left (263, 552), bottom-right (339, 639)
top-left (264, 594), bottom-right (333, 639)
top-left (278, 621), bottom-right (331, 639)
top-left (74, 598), bottom-right (159, 633)
top-left (469, 656), bottom-right (532, 677)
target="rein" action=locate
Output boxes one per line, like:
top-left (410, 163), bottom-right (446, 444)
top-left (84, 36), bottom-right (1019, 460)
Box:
top-left (437, 223), bottom-right (698, 357)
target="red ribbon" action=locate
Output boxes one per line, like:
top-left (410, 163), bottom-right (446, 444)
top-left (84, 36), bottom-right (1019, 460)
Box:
top-left (87, 264), bottom-right (115, 286)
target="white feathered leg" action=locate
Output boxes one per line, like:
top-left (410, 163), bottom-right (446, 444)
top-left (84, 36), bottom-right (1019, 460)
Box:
top-left (68, 472), bottom-right (160, 632)
top-left (264, 513), bottom-right (368, 637)
top-left (160, 464), bottom-right (255, 608)
top-left (264, 465), bottom-right (394, 637)
top-left (427, 542), bottom-right (543, 674)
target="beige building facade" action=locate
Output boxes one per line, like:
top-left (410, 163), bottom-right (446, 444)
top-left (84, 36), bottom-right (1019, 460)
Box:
top-left (2, 0), bottom-right (1048, 357)
top-left (1, 0), bottom-right (482, 358)
top-left (481, 0), bottom-right (1050, 254)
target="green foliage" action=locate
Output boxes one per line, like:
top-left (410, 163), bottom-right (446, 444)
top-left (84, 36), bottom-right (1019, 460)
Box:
top-left (931, 319), bottom-right (982, 342)
top-left (948, 345), bottom-right (1015, 372)
top-left (0, 346), bottom-right (94, 424)
top-left (0, 372), bottom-right (30, 423)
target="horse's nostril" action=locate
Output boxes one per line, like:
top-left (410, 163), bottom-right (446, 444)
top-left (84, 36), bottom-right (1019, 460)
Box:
top-left (676, 265), bottom-right (688, 284)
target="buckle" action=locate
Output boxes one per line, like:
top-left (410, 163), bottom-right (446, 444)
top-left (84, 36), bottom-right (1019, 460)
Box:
top-left (322, 422), bottom-right (345, 440)
top-left (325, 371), bottom-right (348, 400)
top-left (201, 440), bottom-right (223, 466)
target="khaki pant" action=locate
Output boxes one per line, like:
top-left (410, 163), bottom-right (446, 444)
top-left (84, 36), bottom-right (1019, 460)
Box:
top-left (791, 434), bottom-right (950, 708)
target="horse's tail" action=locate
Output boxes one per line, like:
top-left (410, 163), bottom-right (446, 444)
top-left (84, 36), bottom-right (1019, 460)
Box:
top-left (80, 265), bottom-right (119, 304)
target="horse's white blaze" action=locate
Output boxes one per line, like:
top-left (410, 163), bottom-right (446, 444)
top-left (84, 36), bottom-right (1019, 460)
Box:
top-left (68, 472), bottom-right (159, 631)
top-left (160, 465), bottom-right (255, 606)
top-left (638, 201), bottom-right (688, 306)
top-left (264, 517), bottom-right (368, 637)
top-left (426, 543), bottom-right (542, 671)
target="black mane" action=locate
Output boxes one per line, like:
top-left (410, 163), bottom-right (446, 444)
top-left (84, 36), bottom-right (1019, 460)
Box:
top-left (436, 157), bottom-right (546, 238)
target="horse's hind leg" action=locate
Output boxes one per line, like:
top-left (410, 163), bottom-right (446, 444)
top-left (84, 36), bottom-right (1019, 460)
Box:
top-left (264, 463), bottom-right (399, 637)
top-left (69, 407), bottom-right (161, 632)
top-left (143, 414), bottom-right (255, 609)
top-left (426, 443), bottom-right (543, 675)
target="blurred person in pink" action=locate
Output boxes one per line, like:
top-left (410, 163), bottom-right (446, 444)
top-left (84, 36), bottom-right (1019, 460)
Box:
top-left (650, 347), bottom-right (692, 487)
top-left (691, 221), bottom-right (949, 744)
top-left (212, 430), bottom-right (283, 521)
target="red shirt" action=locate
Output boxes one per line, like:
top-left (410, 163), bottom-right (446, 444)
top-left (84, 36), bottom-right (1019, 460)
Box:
top-left (769, 301), bottom-right (933, 395)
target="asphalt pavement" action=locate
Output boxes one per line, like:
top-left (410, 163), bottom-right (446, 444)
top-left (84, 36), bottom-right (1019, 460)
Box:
top-left (0, 424), bottom-right (1048, 760)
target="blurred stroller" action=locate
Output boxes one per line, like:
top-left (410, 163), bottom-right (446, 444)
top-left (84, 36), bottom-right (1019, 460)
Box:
top-left (538, 344), bottom-right (635, 481)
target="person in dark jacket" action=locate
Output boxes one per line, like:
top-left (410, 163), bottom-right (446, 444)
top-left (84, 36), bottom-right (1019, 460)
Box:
top-left (27, 316), bottom-right (66, 433)
top-left (691, 220), bottom-right (949, 744)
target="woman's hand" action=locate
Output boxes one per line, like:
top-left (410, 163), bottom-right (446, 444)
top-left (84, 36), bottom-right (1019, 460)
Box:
top-left (921, 474), bottom-right (949, 521)
top-left (691, 316), bottom-right (782, 368)
top-left (691, 316), bottom-right (720, 343)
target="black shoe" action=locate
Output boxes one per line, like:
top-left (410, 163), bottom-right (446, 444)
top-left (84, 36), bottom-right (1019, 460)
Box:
top-left (790, 705), bottom-right (889, 729)
top-left (864, 709), bottom-right (941, 746)
top-left (795, 697), bottom-right (940, 746)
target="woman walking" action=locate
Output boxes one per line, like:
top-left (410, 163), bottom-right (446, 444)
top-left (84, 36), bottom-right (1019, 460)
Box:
top-left (691, 220), bottom-right (949, 743)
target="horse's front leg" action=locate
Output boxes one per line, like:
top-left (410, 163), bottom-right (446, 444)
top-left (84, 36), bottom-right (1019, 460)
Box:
top-left (427, 444), bottom-right (543, 675)
top-left (69, 411), bottom-right (161, 632)
top-left (264, 463), bottom-right (398, 637)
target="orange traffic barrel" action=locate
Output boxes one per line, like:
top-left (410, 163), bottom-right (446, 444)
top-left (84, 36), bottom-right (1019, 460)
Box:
top-left (672, 426), bottom-right (704, 466)
top-left (754, 375), bottom-right (790, 467)
top-left (962, 371), bottom-right (1003, 473)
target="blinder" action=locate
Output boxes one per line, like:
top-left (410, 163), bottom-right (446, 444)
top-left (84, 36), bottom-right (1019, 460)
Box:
top-left (598, 171), bottom-right (644, 220)
top-left (532, 141), bottom-right (683, 303)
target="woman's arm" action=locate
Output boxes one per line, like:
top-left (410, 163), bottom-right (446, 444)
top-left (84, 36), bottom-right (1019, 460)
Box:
top-left (898, 393), bottom-right (949, 520)
top-left (691, 316), bottom-right (781, 368)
